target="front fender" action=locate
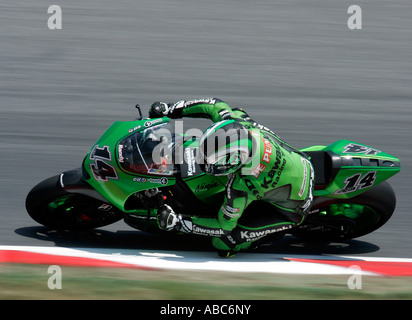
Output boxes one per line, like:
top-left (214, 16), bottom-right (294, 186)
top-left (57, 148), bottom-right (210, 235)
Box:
top-left (59, 168), bottom-right (109, 203)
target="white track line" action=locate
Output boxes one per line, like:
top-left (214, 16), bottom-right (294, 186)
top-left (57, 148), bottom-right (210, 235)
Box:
top-left (7, 245), bottom-right (412, 276)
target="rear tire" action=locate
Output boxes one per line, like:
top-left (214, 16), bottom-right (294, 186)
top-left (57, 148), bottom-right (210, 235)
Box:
top-left (26, 175), bottom-right (123, 230)
top-left (292, 181), bottom-right (396, 241)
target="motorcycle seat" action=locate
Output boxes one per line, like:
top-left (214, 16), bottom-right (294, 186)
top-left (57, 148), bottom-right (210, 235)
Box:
top-left (305, 151), bottom-right (341, 188)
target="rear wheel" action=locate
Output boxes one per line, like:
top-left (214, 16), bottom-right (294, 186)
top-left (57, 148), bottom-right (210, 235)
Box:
top-left (291, 181), bottom-right (396, 241)
top-left (26, 175), bottom-right (123, 230)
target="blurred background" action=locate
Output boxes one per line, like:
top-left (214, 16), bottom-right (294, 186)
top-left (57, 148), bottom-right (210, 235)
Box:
top-left (0, 0), bottom-right (411, 258)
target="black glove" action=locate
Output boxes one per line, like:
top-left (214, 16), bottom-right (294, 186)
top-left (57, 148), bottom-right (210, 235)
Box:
top-left (148, 102), bottom-right (170, 118)
top-left (156, 204), bottom-right (179, 231)
top-left (156, 204), bottom-right (193, 233)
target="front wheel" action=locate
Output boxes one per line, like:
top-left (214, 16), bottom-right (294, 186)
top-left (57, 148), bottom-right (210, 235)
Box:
top-left (291, 181), bottom-right (396, 241)
top-left (26, 175), bottom-right (123, 230)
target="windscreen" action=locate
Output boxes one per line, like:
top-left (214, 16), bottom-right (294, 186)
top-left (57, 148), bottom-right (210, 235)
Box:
top-left (117, 123), bottom-right (176, 176)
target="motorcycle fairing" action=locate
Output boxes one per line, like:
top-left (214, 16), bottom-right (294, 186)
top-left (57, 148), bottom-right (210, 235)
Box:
top-left (302, 140), bottom-right (400, 199)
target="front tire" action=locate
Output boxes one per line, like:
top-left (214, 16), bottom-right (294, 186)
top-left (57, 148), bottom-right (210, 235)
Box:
top-left (26, 175), bottom-right (123, 230)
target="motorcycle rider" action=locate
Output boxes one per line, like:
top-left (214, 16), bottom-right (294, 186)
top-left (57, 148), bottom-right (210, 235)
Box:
top-left (149, 98), bottom-right (314, 257)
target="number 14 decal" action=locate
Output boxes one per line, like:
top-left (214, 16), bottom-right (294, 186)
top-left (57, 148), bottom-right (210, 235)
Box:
top-left (89, 145), bottom-right (118, 182)
top-left (335, 171), bottom-right (377, 194)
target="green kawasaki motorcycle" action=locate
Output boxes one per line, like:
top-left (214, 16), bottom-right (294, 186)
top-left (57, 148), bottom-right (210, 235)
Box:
top-left (26, 107), bottom-right (401, 243)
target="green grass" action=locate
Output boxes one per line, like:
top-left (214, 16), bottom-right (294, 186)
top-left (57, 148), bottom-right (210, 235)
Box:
top-left (1, 263), bottom-right (412, 300)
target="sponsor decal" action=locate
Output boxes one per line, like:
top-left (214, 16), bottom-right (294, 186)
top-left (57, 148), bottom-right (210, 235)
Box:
top-left (133, 177), bottom-right (168, 185)
top-left (222, 205), bottom-right (240, 219)
top-left (195, 181), bottom-right (219, 192)
top-left (144, 118), bottom-right (163, 127)
top-left (118, 144), bottom-right (125, 163)
top-left (128, 125), bottom-right (141, 133)
top-left (251, 163), bottom-right (266, 178)
top-left (240, 225), bottom-right (293, 241)
top-left (185, 148), bottom-right (196, 176)
top-left (261, 137), bottom-right (272, 163)
top-left (249, 136), bottom-right (272, 178)
top-left (185, 98), bottom-right (217, 106)
top-left (261, 143), bottom-right (286, 189)
top-left (192, 224), bottom-right (225, 236)
top-left (151, 177), bottom-right (169, 185)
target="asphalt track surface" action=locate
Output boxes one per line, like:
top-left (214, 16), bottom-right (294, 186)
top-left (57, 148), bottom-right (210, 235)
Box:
top-left (1, 0), bottom-right (411, 260)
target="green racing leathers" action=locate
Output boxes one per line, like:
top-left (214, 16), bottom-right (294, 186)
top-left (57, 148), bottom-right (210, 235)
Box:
top-left (156, 98), bottom-right (314, 253)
